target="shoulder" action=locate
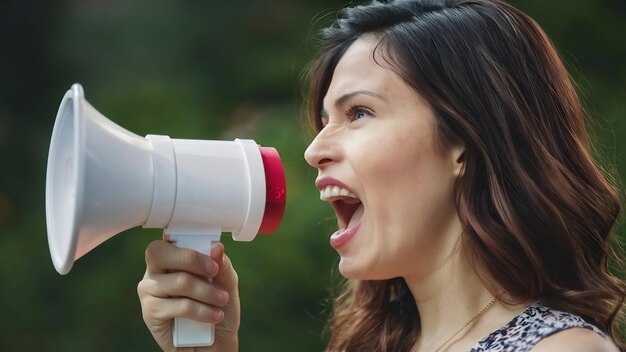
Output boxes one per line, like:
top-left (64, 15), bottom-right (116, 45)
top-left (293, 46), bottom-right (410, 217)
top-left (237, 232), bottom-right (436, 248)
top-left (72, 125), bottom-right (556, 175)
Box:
top-left (474, 304), bottom-right (617, 352)
top-left (531, 327), bottom-right (618, 352)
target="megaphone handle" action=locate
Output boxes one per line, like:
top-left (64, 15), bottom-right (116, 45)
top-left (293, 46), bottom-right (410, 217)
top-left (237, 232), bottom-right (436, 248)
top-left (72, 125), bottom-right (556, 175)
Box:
top-left (165, 231), bottom-right (222, 347)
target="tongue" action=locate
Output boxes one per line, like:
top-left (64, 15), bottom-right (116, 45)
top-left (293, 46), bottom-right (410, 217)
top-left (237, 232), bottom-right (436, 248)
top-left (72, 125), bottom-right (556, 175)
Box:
top-left (347, 204), bottom-right (364, 229)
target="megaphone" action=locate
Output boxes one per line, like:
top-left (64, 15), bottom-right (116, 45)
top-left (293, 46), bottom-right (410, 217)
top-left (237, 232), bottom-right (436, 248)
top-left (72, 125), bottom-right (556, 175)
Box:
top-left (45, 83), bottom-right (286, 347)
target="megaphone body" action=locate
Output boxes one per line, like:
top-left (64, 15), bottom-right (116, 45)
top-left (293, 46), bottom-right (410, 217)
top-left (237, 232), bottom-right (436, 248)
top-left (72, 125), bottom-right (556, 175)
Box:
top-left (46, 83), bottom-right (286, 347)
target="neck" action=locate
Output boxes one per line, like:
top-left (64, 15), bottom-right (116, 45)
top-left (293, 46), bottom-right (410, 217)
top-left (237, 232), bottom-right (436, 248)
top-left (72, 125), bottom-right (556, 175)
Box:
top-left (406, 247), bottom-right (495, 336)
top-left (404, 245), bottom-right (527, 351)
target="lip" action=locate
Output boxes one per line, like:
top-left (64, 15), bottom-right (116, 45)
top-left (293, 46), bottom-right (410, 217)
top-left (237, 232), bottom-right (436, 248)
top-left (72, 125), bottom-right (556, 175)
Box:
top-left (315, 176), bottom-right (355, 193)
top-left (315, 176), bottom-right (363, 246)
top-left (316, 176), bottom-right (361, 229)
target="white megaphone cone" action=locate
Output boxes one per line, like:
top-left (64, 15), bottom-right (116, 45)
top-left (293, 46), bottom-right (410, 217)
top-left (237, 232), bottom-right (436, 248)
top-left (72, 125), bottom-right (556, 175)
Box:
top-left (46, 84), bottom-right (155, 274)
top-left (46, 83), bottom-right (286, 347)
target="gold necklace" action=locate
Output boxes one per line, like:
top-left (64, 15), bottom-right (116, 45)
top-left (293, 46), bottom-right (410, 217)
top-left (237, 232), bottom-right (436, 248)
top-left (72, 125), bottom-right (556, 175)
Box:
top-left (432, 297), bottom-right (497, 352)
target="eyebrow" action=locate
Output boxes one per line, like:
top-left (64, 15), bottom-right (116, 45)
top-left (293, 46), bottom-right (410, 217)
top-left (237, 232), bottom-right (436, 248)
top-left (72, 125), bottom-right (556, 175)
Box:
top-left (320, 90), bottom-right (385, 117)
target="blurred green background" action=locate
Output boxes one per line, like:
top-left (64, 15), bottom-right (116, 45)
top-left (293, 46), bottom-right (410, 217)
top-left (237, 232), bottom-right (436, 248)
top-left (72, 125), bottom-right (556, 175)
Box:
top-left (0, 0), bottom-right (624, 351)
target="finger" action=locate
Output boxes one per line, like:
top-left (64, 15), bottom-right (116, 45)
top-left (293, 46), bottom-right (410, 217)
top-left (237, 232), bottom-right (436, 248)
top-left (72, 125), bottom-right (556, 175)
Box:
top-left (211, 243), bottom-right (238, 293)
top-left (210, 242), bottom-right (225, 266)
top-left (138, 272), bottom-right (229, 307)
top-left (141, 295), bottom-right (225, 325)
top-left (145, 240), bottom-right (218, 277)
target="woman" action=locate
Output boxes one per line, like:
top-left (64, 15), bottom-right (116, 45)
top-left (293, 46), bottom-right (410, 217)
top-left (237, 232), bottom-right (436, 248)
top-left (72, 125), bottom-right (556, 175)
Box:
top-left (137, 0), bottom-right (625, 350)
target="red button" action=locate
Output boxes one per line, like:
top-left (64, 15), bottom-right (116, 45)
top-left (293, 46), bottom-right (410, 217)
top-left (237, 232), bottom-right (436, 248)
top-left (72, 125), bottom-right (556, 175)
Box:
top-left (258, 146), bottom-right (286, 234)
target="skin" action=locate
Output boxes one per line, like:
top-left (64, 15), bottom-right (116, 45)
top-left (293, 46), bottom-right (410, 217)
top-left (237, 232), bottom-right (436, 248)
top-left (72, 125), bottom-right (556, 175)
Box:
top-left (137, 241), bottom-right (239, 352)
top-left (137, 35), bottom-right (617, 352)
top-left (304, 37), bottom-right (464, 285)
top-left (303, 36), bottom-right (616, 352)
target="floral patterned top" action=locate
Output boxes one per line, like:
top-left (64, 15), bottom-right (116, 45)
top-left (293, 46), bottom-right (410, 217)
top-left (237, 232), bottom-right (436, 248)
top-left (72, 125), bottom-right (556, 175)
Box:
top-left (469, 304), bottom-right (607, 351)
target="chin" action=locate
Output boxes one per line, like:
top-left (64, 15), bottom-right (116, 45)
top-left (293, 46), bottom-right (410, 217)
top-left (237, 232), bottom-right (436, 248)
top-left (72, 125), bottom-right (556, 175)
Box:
top-left (337, 257), bottom-right (365, 280)
top-left (337, 257), bottom-right (385, 281)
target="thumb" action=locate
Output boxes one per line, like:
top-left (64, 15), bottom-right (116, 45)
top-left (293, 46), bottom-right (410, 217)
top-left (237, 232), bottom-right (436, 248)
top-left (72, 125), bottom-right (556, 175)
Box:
top-left (210, 242), bottom-right (238, 292)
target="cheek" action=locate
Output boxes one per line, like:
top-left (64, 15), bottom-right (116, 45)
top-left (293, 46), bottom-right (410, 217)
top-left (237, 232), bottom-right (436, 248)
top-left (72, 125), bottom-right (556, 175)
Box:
top-left (358, 137), bottom-right (456, 237)
top-left (358, 133), bottom-right (445, 205)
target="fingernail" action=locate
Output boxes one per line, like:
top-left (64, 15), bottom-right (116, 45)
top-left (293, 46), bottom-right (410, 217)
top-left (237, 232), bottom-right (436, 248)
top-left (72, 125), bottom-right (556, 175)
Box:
top-left (210, 242), bottom-right (222, 258)
top-left (219, 290), bottom-right (229, 305)
top-left (213, 309), bottom-right (224, 323)
top-left (206, 260), bottom-right (217, 276)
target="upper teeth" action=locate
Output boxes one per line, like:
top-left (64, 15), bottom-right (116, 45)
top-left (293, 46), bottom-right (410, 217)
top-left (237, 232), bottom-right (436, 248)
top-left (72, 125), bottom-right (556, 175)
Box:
top-left (320, 185), bottom-right (359, 202)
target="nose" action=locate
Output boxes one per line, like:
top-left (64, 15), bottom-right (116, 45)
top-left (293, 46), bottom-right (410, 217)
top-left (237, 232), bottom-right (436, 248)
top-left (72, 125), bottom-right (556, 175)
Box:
top-left (304, 127), bottom-right (341, 169)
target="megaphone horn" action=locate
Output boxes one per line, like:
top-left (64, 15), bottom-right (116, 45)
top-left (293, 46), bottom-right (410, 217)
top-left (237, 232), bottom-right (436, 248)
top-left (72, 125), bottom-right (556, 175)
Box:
top-left (45, 83), bottom-right (286, 347)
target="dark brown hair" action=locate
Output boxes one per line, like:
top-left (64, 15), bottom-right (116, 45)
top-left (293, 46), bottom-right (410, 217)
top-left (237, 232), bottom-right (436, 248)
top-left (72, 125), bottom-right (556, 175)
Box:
top-left (304, 0), bottom-right (626, 350)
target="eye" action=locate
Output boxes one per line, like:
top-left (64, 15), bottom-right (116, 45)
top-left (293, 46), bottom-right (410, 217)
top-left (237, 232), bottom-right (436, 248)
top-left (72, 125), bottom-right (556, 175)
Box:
top-left (346, 105), bottom-right (373, 122)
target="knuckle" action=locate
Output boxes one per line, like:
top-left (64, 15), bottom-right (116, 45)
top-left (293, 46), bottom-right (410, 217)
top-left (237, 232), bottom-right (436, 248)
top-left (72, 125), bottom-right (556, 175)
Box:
top-left (181, 249), bottom-right (203, 269)
top-left (140, 296), bottom-right (158, 320)
top-left (137, 278), bottom-right (159, 300)
top-left (193, 304), bottom-right (215, 323)
top-left (174, 273), bottom-right (193, 292)
top-left (179, 299), bottom-right (196, 316)
top-left (137, 279), bottom-right (148, 296)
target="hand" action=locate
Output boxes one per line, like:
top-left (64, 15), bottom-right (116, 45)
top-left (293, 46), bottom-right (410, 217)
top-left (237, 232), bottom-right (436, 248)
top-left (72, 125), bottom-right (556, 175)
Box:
top-left (137, 240), bottom-right (240, 352)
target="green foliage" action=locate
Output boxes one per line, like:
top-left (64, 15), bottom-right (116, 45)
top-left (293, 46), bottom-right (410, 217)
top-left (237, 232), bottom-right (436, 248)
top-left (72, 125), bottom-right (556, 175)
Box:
top-left (0, 0), bottom-right (624, 351)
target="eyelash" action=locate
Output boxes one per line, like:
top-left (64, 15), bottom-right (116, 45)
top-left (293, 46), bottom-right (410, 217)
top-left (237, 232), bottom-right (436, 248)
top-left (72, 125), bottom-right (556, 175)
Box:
top-left (318, 105), bottom-right (373, 128)
top-left (345, 105), bottom-right (373, 121)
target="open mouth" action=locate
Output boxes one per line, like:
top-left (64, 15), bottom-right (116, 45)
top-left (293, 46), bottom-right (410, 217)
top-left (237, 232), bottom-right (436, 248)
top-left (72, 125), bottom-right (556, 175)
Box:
top-left (319, 185), bottom-right (363, 230)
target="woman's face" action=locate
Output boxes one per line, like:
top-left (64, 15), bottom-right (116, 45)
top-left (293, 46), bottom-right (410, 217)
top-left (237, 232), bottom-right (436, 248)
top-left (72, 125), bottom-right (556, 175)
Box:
top-left (304, 36), bottom-right (465, 281)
